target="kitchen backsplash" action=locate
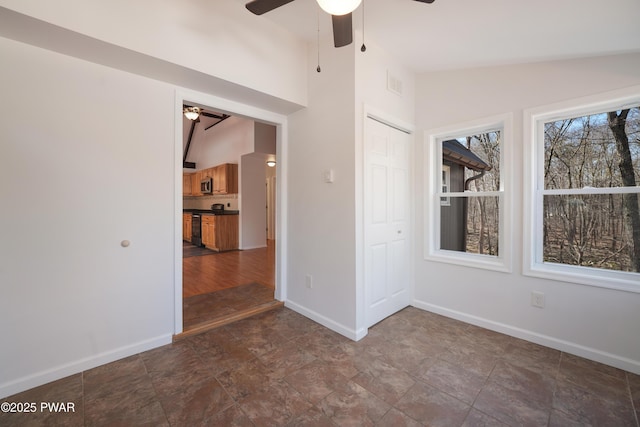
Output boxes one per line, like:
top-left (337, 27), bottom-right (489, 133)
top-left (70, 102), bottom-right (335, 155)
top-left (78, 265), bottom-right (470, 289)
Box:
top-left (183, 194), bottom-right (239, 210)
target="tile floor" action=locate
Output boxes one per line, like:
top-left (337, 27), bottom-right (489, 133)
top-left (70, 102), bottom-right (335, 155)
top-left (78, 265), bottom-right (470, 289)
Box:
top-left (183, 283), bottom-right (275, 330)
top-left (2, 307), bottom-right (639, 426)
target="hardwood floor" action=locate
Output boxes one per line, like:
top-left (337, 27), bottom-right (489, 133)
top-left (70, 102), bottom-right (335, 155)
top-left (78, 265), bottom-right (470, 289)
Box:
top-left (183, 240), bottom-right (275, 298)
top-left (182, 240), bottom-right (276, 334)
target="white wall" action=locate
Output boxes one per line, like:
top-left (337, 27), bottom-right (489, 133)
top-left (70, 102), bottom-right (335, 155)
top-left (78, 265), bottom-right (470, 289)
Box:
top-left (186, 116), bottom-right (254, 171)
top-left (0, 1), bottom-right (307, 109)
top-left (414, 53), bottom-right (640, 373)
top-left (240, 154), bottom-right (268, 249)
top-left (254, 122), bottom-right (277, 154)
top-left (286, 39), bottom-right (358, 337)
top-left (355, 34), bottom-right (416, 124)
top-left (0, 37), bottom-right (176, 397)
top-left (285, 34), bottom-right (417, 340)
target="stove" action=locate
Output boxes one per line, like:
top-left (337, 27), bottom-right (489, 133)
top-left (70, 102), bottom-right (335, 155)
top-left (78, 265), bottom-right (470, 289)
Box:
top-left (191, 213), bottom-right (202, 246)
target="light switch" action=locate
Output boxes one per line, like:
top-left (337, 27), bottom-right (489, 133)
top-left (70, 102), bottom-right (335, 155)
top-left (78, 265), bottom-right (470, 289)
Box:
top-left (323, 169), bottom-right (334, 183)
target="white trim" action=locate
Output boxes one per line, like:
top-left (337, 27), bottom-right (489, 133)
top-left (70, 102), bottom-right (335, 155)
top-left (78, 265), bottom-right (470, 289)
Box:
top-left (440, 165), bottom-right (451, 206)
top-left (365, 105), bottom-right (415, 135)
top-left (424, 113), bottom-right (513, 273)
top-left (240, 244), bottom-right (268, 250)
top-left (541, 187), bottom-right (640, 195)
top-left (174, 89), bottom-right (289, 334)
top-left (0, 334), bottom-right (172, 399)
top-left (523, 85), bottom-right (640, 293)
top-left (412, 300), bottom-right (640, 375)
top-left (285, 300), bottom-right (368, 341)
top-left (438, 190), bottom-right (504, 198)
top-left (366, 114), bottom-right (412, 134)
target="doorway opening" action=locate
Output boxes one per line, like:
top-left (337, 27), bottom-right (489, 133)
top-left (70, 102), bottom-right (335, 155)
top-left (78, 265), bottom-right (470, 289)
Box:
top-left (181, 240), bottom-right (278, 335)
top-left (175, 96), bottom-right (284, 338)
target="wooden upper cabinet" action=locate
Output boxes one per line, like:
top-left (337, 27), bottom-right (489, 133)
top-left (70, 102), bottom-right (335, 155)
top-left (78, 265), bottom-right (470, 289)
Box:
top-left (191, 172), bottom-right (202, 196)
top-left (184, 164), bottom-right (238, 197)
top-left (183, 173), bottom-right (193, 196)
top-left (213, 166), bottom-right (224, 194)
top-left (213, 163), bottom-right (238, 195)
top-left (201, 167), bottom-right (215, 180)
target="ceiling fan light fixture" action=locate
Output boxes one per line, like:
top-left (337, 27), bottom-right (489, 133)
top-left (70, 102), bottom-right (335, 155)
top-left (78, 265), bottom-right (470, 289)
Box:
top-left (183, 106), bottom-right (201, 121)
top-left (316, 0), bottom-right (361, 16)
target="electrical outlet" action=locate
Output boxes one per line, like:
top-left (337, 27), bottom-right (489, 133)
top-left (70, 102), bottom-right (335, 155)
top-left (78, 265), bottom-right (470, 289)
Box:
top-left (322, 169), bottom-right (334, 184)
top-left (305, 274), bottom-right (313, 289)
top-left (531, 291), bottom-right (545, 308)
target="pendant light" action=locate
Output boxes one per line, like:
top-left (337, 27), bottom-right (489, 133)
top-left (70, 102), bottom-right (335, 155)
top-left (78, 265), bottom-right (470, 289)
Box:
top-left (316, 0), bottom-right (362, 16)
top-left (183, 106), bottom-right (201, 121)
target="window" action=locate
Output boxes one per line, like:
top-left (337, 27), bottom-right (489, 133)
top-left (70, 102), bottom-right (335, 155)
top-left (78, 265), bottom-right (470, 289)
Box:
top-left (524, 88), bottom-right (640, 292)
top-left (425, 114), bottom-right (512, 272)
top-left (440, 166), bottom-right (450, 206)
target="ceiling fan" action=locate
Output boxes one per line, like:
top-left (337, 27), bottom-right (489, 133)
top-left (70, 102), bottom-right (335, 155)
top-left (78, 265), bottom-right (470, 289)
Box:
top-left (246, 0), bottom-right (435, 48)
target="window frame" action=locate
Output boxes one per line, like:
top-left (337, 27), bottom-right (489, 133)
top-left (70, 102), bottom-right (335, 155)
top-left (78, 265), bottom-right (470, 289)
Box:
top-left (523, 86), bottom-right (640, 293)
top-left (440, 165), bottom-right (451, 207)
top-left (424, 113), bottom-right (513, 273)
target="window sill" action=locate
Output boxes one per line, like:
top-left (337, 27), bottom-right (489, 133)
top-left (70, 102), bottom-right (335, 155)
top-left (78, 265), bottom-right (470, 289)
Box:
top-left (425, 250), bottom-right (512, 274)
top-left (524, 262), bottom-right (640, 294)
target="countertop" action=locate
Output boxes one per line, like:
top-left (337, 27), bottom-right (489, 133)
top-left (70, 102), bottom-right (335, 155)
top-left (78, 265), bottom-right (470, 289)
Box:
top-left (184, 209), bottom-right (239, 216)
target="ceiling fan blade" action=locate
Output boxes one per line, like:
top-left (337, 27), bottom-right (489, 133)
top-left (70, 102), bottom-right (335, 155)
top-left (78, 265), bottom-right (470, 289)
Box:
top-left (414, 0), bottom-right (435, 3)
top-left (246, 0), bottom-right (295, 15)
top-left (332, 13), bottom-right (353, 48)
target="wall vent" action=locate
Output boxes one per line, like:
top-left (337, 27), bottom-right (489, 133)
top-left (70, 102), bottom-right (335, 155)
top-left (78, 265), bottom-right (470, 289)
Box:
top-left (387, 71), bottom-right (403, 96)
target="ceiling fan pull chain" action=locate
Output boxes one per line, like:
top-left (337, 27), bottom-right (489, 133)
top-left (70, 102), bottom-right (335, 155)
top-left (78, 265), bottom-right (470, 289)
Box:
top-left (360, 0), bottom-right (366, 52)
top-left (317, 5), bottom-right (322, 72)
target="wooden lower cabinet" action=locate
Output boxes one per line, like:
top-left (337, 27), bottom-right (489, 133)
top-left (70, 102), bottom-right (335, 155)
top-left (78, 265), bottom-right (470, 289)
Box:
top-left (201, 215), bottom-right (215, 248)
top-left (182, 213), bottom-right (192, 242)
top-left (201, 214), bottom-right (239, 251)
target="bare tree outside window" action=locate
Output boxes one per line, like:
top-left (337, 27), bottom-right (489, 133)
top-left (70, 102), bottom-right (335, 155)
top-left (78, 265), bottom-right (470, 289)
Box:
top-left (543, 107), bottom-right (640, 272)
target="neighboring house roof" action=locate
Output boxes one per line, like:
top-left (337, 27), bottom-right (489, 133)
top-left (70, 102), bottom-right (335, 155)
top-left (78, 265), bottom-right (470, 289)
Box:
top-left (442, 139), bottom-right (491, 172)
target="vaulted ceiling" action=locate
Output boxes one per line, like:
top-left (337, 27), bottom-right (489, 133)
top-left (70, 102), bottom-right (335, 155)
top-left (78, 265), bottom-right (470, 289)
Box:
top-left (234, 0), bottom-right (640, 73)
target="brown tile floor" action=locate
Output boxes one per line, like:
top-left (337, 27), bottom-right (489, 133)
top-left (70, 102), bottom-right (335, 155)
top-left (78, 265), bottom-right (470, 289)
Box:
top-left (2, 307), bottom-right (639, 426)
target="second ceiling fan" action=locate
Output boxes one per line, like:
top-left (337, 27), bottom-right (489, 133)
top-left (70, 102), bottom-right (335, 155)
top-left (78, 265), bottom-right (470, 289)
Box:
top-left (246, 0), bottom-right (435, 48)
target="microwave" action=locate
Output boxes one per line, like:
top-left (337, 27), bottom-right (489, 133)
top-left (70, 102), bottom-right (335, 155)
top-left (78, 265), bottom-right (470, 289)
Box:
top-left (200, 177), bottom-right (212, 194)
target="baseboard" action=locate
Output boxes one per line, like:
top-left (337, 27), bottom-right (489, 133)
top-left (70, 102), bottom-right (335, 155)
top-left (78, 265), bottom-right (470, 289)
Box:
top-left (412, 299), bottom-right (640, 375)
top-left (0, 334), bottom-right (172, 399)
top-left (240, 244), bottom-right (267, 250)
top-left (285, 300), bottom-right (367, 341)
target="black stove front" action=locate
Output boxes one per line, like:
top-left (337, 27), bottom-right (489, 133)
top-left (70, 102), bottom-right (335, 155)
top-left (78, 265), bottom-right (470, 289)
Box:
top-left (191, 214), bottom-right (202, 246)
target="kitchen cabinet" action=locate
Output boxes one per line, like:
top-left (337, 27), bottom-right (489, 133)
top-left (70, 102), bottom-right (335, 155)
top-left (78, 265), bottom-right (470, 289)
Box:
top-left (201, 215), bottom-right (215, 248)
top-left (182, 213), bottom-right (192, 242)
top-left (191, 172), bottom-right (202, 196)
top-left (183, 173), bottom-right (194, 196)
top-left (213, 163), bottom-right (238, 194)
top-left (184, 164), bottom-right (238, 197)
top-left (201, 214), bottom-right (239, 251)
